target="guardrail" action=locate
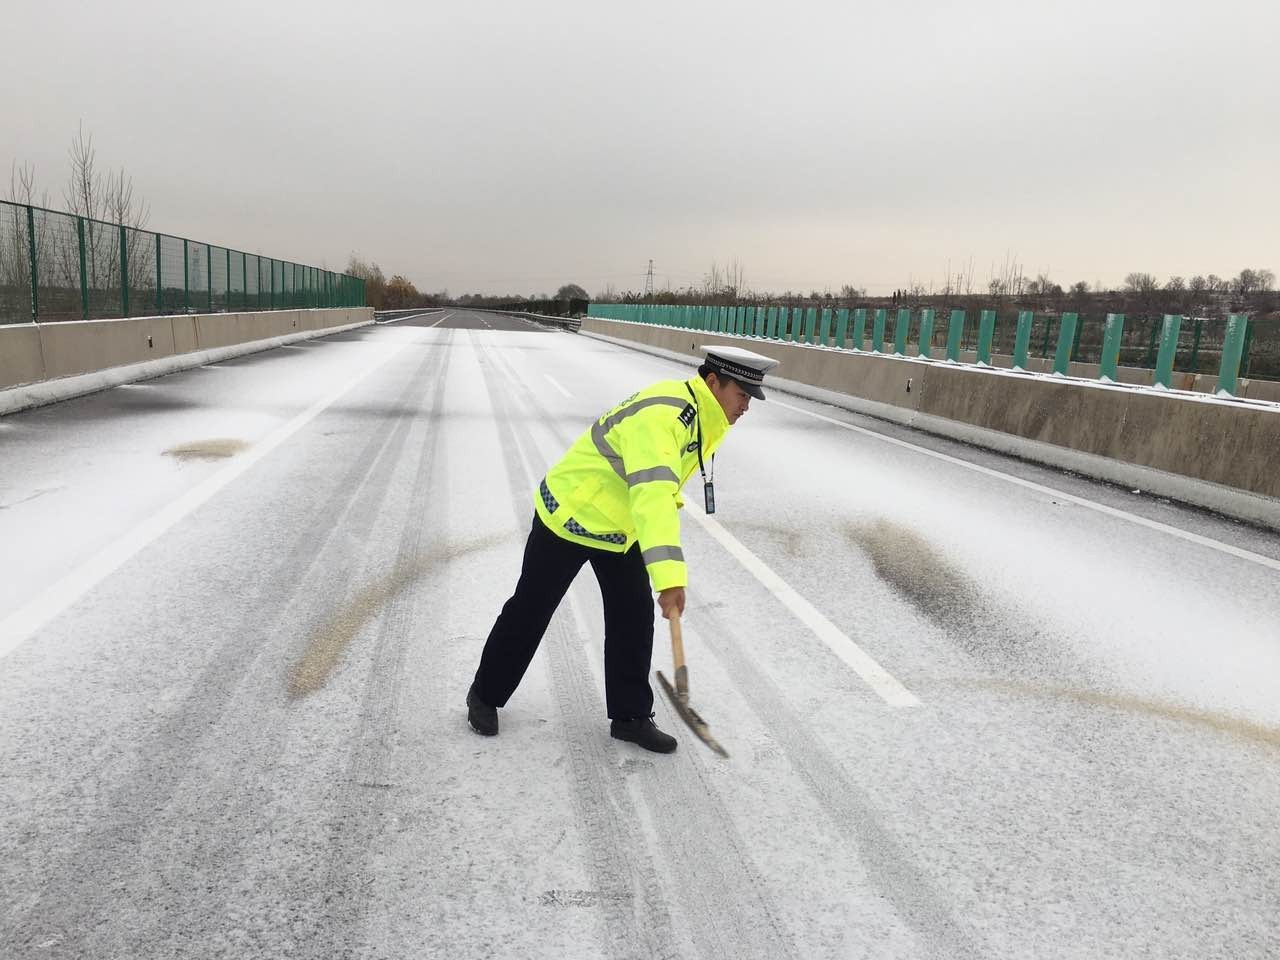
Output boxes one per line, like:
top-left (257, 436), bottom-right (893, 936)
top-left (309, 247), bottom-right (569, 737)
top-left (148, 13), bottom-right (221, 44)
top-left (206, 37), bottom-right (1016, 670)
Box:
top-left (475, 308), bottom-right (582, 333)
top-left (589, 303), bottom-right (1261, 398)
top-left (1, 199), bottom-right (366, 324)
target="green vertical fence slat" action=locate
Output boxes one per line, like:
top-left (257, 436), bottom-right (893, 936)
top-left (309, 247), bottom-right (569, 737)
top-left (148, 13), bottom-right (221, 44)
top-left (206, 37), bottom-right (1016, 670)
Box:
top-left (766, 306), bottom-right (777, 339)
top-left (917, 309), bottom-right (935, 358)
top-left (182, 238), bottom-right (190, 313)
top-left (872, 308), bottom-right (886, 352)
top-left (819, 308), bottom-right (832, 347)
top-left (1099, 313), bottom-right (1126, 382)
top-left (945, 309), bottom-right (966, 361)
top-left (1053, 313), bottom-right (1078, 375)
top-left (1153, 314), bottom-right (1181, 388)
top-left (77, 217), bottom-right (88, 320)
top-left (120, 224), bottom-right (130, 317)
top-left (1216, 314), bottom-right (1249, 397)
top-left (834, 308), bottom-right (849, 348)
top-left (1241, 320), bottom-right (1255, 378)
top-left (206, 244), bottom-right (212, 313)
top-left (226, 248), bottom-right (232, 310)
top-left (894, 308), bottom-right (910, 355)
top-left (976, 309), bottom-right (996, 364)
top-left (26, 205), bottom-right (38, 320)
top-left (851, 308), bottom-right (867, 351)
top-left (1012, 310), bottom-right (1033, 369)
top-left (803, 307), bottom-right (817, 344)
top-left (780, 307), bottom-right (792, 342)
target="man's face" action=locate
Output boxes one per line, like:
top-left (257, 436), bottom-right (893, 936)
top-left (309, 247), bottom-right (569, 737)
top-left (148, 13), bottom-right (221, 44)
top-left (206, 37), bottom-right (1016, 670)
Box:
top-left (707, 373), bottom-right (752, 424)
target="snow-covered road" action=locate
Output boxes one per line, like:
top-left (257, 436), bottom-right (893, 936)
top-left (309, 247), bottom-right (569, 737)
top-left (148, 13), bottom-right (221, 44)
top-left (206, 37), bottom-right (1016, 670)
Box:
top-left (2, 311), bottom-right (1278, 959)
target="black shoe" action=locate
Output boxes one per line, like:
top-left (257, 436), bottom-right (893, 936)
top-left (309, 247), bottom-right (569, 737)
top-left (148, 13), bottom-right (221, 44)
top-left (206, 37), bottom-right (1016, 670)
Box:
top-left (467, 683), bottom-right (498, 736)
top-left (610, 714), bottom-right (677, 754)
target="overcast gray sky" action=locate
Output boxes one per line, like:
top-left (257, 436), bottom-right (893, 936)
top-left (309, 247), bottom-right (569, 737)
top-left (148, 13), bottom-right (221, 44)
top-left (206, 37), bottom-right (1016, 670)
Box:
top-left (3, 0), bottom-right (1276, 296)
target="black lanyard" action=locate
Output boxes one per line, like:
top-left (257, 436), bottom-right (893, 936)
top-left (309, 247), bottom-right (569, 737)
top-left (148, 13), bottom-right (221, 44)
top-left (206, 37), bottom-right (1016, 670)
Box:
top-left (685, 383), bottom-right (716, 514)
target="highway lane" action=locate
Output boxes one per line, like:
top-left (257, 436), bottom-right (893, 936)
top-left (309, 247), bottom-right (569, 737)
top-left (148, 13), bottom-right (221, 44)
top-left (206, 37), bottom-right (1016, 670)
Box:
top-left (1, 310), bottom-right (1278, 959)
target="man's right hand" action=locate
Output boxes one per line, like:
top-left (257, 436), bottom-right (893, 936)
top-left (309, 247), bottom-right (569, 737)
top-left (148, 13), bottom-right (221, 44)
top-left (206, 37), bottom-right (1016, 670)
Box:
top-left (657, 587), bottom-right (686, 620)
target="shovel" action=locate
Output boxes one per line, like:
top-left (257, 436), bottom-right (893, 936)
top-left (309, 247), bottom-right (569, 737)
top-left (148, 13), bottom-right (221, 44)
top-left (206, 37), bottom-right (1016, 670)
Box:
top-left (656, 613), bottom-right (729, 758)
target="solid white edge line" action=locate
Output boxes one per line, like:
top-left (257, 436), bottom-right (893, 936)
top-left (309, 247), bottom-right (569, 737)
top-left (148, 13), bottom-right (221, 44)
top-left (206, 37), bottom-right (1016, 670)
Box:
top-left (772, 399), bottom-right (1280, 574)
top-left (0, 332), bottom-right (417, 661)
top-left (684, 502), bottom-right (921, 707)
top-left (543, 374), bottom-right (574, 399)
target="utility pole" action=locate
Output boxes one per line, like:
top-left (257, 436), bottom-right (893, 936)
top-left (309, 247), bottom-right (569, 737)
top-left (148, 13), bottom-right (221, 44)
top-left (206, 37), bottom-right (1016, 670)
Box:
top-left (644, 259), bottom-right (654, 297)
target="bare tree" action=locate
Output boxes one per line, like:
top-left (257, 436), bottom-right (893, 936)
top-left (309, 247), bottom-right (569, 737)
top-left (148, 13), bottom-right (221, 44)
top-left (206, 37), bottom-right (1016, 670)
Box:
top-left (1123, 272), bottom-right (1161, 294)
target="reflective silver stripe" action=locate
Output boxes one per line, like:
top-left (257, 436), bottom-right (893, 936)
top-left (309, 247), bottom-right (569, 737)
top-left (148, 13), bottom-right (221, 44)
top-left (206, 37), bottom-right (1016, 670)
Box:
top-left (626, 466), bottom-right (679, 487)
top-left (539, 478), bottom-right (559, 513)
top-left (642, 545), bottom-right (685, 565)
top-left (591, 396), bottom-right (688, 480)
top-left (565, 517), bottom-right (627, 545)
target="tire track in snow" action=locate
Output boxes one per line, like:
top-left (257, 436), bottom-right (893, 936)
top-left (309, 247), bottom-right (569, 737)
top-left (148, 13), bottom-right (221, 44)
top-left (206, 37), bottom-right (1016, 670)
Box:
top-left (685, 593), bottom-right (985, 960)
top-left (5, 334), bottom-right (449, 958)
top-left (308, 332), bottom-right (457, 957)
top-left (482, 336), bottom-right (800, 960)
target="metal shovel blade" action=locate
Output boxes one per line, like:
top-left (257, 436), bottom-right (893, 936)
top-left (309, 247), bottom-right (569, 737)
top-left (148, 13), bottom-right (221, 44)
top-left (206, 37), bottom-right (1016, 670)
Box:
top-left (656, 670), bottom-right (729, 758)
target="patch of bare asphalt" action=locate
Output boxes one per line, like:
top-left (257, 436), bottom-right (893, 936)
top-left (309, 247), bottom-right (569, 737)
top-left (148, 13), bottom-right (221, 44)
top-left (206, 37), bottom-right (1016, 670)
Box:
top-left (955, 677), bottom-right (1280, 752)
top-left (286, 532), bottom-right (512, 698)
top-left (163, 438), bottom-right (249, 461)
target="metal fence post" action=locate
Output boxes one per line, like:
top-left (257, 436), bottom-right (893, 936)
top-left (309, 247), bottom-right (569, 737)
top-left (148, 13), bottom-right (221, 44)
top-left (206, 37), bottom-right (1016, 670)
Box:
top-left (872, 308), bottom-right (886, 352)
top-left (1013, 310), bottom-right (1033, 369)
top-left (945, 309), bottom-right (966, 362)
top-left (1153, 314), bottom-right (1182, 388)
top-left (851, 308), bottom-right (867, 351)
top-left (1099, 313), bottom-right (1125, 382)
top-left (26, 205), bottom-right (38, 321)
top-left (1053, 313), bottom-right (1079, 375)
top-left (918, 308), bottom-right (935, 358)
top-left (895, 308), bottom-right (910, 355)
top-left (834, 308), bottom-right (849, 348)
top-left (155, 234), bottom-right (163, 314)
top-left (1217, 314), bottom-right (1249, 396)
top-left (119, 223), bottom-right (130, 317)
top-left (77, 217), bottom-right (88, 320)
top-left (977, 309), bottom-right (996, 364)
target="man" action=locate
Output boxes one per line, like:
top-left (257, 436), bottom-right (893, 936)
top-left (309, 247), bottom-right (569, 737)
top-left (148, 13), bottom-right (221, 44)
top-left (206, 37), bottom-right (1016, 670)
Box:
top-left (467, 344), bottom-right (780, 752)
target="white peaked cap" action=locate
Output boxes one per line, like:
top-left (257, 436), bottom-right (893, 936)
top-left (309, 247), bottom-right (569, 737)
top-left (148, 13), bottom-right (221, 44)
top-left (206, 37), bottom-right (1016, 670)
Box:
top-left (698, 345), bottom-right (780, 400)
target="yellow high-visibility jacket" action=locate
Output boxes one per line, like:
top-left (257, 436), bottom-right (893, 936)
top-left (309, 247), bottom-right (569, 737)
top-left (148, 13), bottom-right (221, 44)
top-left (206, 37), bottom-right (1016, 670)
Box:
top-left (534, 375), bottom-right (731, 591)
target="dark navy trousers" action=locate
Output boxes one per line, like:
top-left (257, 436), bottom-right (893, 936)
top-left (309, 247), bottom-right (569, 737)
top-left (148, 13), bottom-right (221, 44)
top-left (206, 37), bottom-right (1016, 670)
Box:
top-left (473, 514), bottom-right (656, 720)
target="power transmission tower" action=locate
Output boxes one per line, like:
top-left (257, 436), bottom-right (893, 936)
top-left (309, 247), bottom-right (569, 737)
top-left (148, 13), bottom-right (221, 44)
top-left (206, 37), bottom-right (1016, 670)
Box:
top-left (644, 259), bottom-right (654, 297)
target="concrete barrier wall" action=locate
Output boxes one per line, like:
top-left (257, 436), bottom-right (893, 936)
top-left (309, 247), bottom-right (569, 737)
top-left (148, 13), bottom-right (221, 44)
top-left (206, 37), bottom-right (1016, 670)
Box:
top-left (0, 307), bottom-right (372, 392)
top-left (580, 318), bottom-right (1280, 510)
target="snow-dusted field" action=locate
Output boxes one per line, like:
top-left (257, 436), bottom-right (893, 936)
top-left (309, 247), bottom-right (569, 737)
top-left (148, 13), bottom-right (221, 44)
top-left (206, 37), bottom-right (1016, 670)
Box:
top-left (2, 311), bottom-right (1278, 959)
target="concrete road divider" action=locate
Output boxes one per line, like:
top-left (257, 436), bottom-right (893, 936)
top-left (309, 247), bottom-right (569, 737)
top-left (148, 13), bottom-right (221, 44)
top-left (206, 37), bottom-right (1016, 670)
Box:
top-left (0, 307), bottom-right (373, 416)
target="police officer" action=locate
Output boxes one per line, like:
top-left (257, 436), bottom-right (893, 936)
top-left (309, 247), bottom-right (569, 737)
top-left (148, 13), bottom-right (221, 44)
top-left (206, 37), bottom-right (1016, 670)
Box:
top-left (467, 345), bottom-right (780, 752)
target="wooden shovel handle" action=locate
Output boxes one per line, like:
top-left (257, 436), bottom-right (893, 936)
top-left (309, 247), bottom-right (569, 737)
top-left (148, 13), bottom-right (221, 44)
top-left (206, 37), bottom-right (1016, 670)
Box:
top-left (669, 613), bottom-right (688, 697)
top-left (669, 612), bottom-right (685, 670)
